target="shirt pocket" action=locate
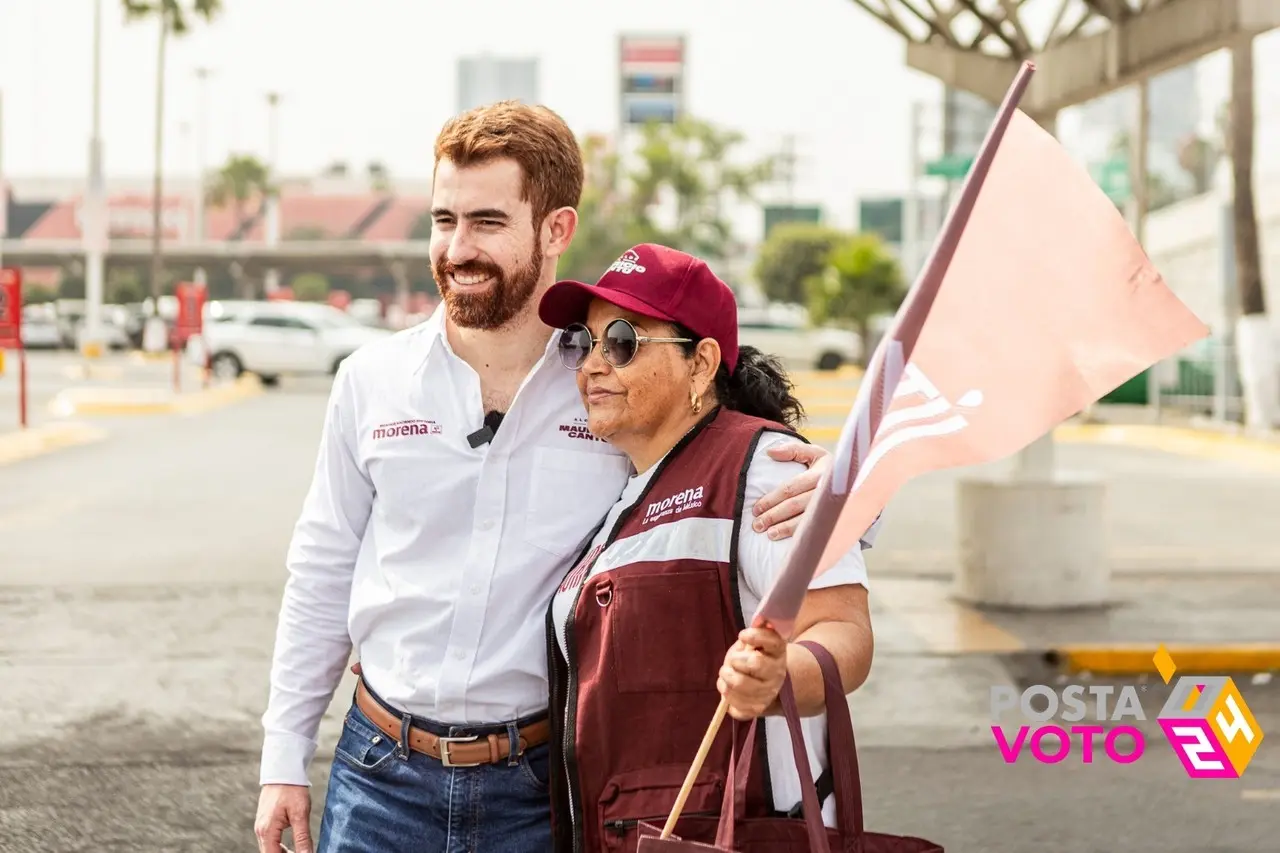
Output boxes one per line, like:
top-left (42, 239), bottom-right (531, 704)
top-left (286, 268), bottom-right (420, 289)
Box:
top-left (524, 447), bottom-right (630, 559)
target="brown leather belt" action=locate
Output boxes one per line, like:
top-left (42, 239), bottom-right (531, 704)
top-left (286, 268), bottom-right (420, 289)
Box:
top-left (355, 680), bottom-right (551, 767)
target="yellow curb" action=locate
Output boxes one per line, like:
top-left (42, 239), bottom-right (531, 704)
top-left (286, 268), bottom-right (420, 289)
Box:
top-left (0, 421), bottom-right (108, 467)
top-left (1054, 423), bottom-right (1280, 470)
top-left (799, 421), bottom-right (1280, 460)
top-left (1058, 645), bottom-right (1280, 675)
top-left (129, 350), bottom-right (175, 364)
top-left (47, 375), bottom-right (263, 418)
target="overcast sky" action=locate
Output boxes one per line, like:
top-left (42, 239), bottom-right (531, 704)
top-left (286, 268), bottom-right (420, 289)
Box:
top-left (1, 0), bottom-right (1276, 231)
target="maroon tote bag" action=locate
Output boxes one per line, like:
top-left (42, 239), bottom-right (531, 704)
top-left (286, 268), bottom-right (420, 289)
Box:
top-left (636, 641), bottom-right (943, 853)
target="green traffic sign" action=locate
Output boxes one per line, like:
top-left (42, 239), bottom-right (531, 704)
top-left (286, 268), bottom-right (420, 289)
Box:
top-left (1092, 156), bottom-right (1130, 203)
top-left (923, 154), bottom-right (974, 179)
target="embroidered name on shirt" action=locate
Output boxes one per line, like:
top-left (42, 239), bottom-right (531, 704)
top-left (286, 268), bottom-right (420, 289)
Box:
top-left (559, 418), bottom-right (606, 443)
top-left (372, 419), bottom-right (442, 440)
top-left (643, 485), bottom-right (705, 524)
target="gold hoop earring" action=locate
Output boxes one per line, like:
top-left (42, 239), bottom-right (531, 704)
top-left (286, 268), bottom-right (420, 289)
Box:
top-left (690, 388), bottom-right (703, 415)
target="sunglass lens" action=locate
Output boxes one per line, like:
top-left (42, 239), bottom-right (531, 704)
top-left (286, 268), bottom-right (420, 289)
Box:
top-left (603, 320), bottom-right (638, 367)
top-left (558, 326), bottom-right (592, 369)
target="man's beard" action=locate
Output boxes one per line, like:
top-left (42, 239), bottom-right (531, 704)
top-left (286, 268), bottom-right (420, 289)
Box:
top-left (434, 241), bottom-right (544, 331)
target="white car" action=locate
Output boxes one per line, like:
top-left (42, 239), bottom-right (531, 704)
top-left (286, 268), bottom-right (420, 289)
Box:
top-left (737, 305), bottom-right (862, 372)
top-left (189, 301), bottom-right (392, 385)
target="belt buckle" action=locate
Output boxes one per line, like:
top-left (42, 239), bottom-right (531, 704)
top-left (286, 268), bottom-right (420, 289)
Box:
top-left (438, 735), bottom-right (481, 767)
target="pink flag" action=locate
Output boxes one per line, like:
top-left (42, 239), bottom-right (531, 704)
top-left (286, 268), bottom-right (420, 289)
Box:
top-left (753, 62), bottom-right (1209, 636)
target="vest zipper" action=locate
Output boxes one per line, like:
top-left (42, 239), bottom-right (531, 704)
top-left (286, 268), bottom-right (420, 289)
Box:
top-left (561, 579), bottom-right (587, 853)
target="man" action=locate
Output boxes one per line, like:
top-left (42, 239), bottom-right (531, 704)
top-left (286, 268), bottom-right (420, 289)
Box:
top-left (254, 101), bottom-right (829, 853)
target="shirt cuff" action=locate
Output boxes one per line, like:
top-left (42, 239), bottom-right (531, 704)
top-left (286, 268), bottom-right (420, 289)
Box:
top-left (260, 731), bottom-right (319, 787)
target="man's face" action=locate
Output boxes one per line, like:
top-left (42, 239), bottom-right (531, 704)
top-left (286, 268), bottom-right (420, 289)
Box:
top-left (430, 157), bottom-right (543, 331)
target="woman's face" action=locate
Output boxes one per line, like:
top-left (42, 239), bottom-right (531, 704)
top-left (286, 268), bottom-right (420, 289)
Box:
top-left (573, 299), bottom-right (719, 445)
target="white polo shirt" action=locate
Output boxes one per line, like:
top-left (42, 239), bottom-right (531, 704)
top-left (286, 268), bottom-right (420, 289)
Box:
top-left (260, 305), bottom-right (632, 786)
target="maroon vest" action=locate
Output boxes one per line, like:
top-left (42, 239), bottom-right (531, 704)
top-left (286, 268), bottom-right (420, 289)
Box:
top-left (547, 407), bottom-right (800, 853)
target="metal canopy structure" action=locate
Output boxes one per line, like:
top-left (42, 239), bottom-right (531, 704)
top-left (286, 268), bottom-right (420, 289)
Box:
top-left (851, 0), bottom-right (1279, 115)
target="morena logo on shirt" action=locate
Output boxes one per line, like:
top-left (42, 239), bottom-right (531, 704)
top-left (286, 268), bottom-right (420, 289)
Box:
top-left (372, 419), bottom-right (442, 440)
top-left (559, 542), bottom-right (605, 592)
top-left (642, 485), bottom-right (705, 525)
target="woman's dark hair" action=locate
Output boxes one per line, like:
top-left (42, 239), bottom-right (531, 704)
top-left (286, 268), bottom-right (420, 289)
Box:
top-left (675, 325), bottom-right (805, 429)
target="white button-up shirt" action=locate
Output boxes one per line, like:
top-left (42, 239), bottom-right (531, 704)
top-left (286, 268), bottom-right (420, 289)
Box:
top-left (260, 305), bottom-right (631, 786)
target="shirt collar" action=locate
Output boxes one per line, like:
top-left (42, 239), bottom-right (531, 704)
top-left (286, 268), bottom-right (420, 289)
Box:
top-left (410, 303), bottom-right (563, 375)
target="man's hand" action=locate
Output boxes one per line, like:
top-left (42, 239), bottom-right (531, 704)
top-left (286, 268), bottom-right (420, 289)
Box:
top-left (256, 784), bottom-right (313, 853)
top-left (717, 626), bottom-right (789, 721)
top-left (751, 442), bottom-right (831, 539)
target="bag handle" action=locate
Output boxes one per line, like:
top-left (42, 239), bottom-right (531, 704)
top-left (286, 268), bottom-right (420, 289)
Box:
top-left (797, 640), bottom-right (866, 839)
top-left (714, 676), bottom-right (831, 853)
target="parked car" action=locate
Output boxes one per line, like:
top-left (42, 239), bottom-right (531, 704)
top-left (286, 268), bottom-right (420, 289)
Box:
top-left (188, 301), bottom-right (393, 385)
top-left (737, 304), bottom-right (862, 371)
top-left (20, 304), bottom-right (63, 349)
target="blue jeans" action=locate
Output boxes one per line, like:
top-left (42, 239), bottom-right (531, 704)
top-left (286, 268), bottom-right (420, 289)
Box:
top-left (318, 690), bottom-right (553, 853)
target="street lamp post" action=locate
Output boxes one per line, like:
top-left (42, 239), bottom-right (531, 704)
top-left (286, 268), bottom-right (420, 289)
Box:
top-left (193, 67), bottom-right (212, 287)
top-left (83, 0), bottom-right (108, 358)
top-left (264, 91), bottom-right (281, 295)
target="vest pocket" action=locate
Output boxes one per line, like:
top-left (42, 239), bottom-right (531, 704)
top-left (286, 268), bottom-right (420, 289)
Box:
top-left (610, 568), bottom-right (727, 694)
top-left (598, 764), bottom-right (723, 852)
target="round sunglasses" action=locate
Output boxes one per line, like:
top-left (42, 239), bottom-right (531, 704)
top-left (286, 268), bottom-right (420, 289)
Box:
top-left (557, 318), bottom-right (692, 370)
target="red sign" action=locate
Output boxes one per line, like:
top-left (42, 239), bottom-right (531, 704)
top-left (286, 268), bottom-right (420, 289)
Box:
top-left (0, 268), bottom-right (22, 349)
top-left (267, 287), bottom-right (295, 302)
top-left (174, 281), bottom-right (207, 344)
top-left (327, 289), bottom-right (352, 310)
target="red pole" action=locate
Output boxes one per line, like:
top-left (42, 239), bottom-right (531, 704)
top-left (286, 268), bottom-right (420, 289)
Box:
top-left (172, 340), bottom-right (181, 393)
top-left (18, 346), bottom-right (28, 429)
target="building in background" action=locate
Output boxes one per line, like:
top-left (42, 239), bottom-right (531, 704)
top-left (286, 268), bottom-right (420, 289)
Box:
top-left (455, 56), bottom-right (540, 114)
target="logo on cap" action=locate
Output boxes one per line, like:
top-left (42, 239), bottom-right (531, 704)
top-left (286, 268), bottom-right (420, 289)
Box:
top-left (607, 249), bottom-right (646, 276)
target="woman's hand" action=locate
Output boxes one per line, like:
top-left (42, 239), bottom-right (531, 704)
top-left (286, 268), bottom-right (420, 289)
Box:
top-left (717, 626), bottom-right (789, 721)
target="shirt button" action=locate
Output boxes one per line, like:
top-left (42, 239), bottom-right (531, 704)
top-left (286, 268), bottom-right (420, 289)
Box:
top-left (478, 520), bottom-right (493, 531)
top-left (470, 584), bottom-right (482, 595)
top-left (454, 649), bottom-right (466, 661)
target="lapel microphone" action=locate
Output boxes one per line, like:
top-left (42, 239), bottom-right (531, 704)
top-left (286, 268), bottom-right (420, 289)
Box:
top-left (467, 410), bottom-right (505, 448)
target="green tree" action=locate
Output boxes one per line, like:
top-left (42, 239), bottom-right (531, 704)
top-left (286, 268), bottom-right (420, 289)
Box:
top-left (107, 269), bottom-right (146, 304)
top-left (622, 117), bottom-right (775, 260)
top-left (291, 273), bottom-right (331, 302)
top-left (208, 154), bottom-right (272, 224)
top-left (754, 222), bottom-right (846, 305)
top-left (806, 233), bottom-right (906, 366)
top-left (558, 134), bottom-right (631, 282)
top-left (121, 0), bottom-right (223, 306)
top-left (368, 160), bottom-right (390, 193)
top-left (208, 154), bottom-right (271, 298)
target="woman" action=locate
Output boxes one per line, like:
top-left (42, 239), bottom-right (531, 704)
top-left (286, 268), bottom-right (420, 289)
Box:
top-left (537, 244), bottom-right (876, 852)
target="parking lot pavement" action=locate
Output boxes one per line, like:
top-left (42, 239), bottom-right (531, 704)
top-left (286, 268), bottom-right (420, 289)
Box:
top-left (2, 366), bottom-right (1278, 851)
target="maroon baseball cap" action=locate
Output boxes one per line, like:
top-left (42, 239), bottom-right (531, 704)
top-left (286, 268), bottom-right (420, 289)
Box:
top-left (538, 244), bottom-right (740, 373)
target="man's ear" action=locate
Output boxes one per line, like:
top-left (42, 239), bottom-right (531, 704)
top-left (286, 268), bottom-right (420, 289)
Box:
top-left (542, 206), bottom-right (578, 259)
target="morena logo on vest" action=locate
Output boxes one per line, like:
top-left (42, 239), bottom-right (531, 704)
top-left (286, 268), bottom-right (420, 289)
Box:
top-left (643, 485), bottom-right (705, 525)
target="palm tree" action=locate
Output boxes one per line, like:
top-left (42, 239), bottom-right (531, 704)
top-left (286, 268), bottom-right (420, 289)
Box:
top-left (367, 160), bottom-right (390, 193)
top-left (121, 0), bottom-right (223, 310)
top-left (207, 154), bottom-right (271, 298)
top-left (1227, 35), bottom-right (1274, 428)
